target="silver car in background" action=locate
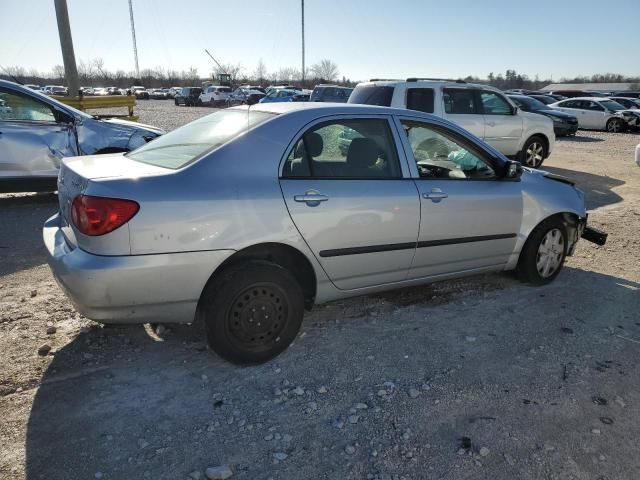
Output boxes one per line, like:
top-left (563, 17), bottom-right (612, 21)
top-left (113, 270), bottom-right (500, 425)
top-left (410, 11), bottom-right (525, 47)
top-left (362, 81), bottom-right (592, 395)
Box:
top-left (43, 103), bottom-right (606, 364)
top-left (0, 80), bottom-right (164, 192)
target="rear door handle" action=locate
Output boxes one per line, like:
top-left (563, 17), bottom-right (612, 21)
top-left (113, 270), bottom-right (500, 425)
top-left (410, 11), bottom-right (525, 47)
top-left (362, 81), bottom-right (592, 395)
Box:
top-left (423, 189), bottom-right (448, 203)
top-left (294, 190), bottom-right (329, 206)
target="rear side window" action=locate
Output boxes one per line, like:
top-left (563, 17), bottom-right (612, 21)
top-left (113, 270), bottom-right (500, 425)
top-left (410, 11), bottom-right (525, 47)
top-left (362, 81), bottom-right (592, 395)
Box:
top-left (127, 110), bottom-right (275, 169)
top-left (443, 89), bottom-right (478, 114)
top-left (406, 88), bottom-right (434, 113)
top-left (282, 118), bottom-right (401, 179)
top-left (348, 85), bottom-right (394, 106)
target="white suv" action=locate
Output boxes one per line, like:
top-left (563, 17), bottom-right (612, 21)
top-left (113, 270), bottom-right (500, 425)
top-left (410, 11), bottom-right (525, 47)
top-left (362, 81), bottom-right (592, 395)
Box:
top-left (349, 78), bottom-right (555, 168)
top-left (199, 85), bottom-right (232, 107)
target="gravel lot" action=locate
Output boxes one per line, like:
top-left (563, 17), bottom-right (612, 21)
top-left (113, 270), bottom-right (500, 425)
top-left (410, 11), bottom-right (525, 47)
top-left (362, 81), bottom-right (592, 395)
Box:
top-left (1, 101), bottom-right (639, 480)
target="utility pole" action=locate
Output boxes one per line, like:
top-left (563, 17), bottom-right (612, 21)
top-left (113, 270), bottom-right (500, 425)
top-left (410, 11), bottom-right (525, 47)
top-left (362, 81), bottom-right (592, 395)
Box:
top-left (301, 0), bottom-right (305, 84)
top-left (53, 0), bottom-right (80, 96)
top-left (128, 0), bottom-right (140, 78)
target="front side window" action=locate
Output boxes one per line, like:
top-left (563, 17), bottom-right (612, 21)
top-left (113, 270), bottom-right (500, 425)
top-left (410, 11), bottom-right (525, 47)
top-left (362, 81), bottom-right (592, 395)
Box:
top-left (401, 120), bottom-right (496, 180)
top-left (443, 89), bottom-right (477, 114)
top-left (480, 91), bottom-right (513, 115)
top-left (0, 89), bottom-right (56, 122)
top-left (282, 118), bottom-right (401, 179)
top-left (599, 100), bottom-right (624, 111)
top-left (127, 109), bottom-right (275, 169)
top-left (406, 88), bottom-right (434, 113)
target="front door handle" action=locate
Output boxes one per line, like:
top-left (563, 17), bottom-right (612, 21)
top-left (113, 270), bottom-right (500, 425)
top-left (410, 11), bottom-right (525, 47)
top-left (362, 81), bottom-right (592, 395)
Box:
top-left (294, 190), bottom-right (329, 206)
top-left (423, 188), bottom-right (448, 203)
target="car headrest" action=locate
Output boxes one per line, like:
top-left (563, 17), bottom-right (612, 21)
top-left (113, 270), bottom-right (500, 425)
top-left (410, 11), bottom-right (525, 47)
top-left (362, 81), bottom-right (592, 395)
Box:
top-left (346, 137), bottom-right (379, 170)
top-left (304, 132), bottom-right (324, 157)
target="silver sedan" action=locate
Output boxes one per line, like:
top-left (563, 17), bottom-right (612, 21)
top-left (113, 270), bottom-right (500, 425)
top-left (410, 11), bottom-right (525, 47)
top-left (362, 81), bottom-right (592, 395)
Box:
top-left (43, 103), bottom-right (606, 364)
top-left (0, 79), bottom-right (164, 192)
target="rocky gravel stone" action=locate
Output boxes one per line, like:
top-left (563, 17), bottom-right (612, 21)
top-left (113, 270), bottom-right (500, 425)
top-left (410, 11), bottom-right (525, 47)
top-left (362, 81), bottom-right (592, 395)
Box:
top-left (345, 445), bottom-right (356, 455)
top-left (37, 344), bottom-right (51, 356)
top-left (205, 465), bottom-right (233, 479)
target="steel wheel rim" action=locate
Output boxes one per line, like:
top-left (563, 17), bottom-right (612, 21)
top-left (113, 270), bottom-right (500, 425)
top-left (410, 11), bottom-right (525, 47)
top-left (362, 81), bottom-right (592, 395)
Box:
top-left (536, 228), bottom-right (564, 278)
top-left (525, 142), bottom-right (544, 167)
top-left (226, 283), bottom-right (288, 350)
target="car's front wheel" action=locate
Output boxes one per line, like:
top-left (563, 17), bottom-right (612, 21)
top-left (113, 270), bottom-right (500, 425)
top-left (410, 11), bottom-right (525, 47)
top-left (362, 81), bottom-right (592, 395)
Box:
top-left (516, 217), bottom-right (567, 285)
top-left (199, 261), bottom-right (304, 364)
top-left (606, 118), bottom-right (625, 133)
top-left (520, 136), bottom-right (547, 168)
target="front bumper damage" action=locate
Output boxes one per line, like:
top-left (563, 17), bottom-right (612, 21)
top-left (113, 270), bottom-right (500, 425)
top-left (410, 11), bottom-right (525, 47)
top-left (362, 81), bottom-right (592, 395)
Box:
top-left (578, 215), bottom-right (608, 247)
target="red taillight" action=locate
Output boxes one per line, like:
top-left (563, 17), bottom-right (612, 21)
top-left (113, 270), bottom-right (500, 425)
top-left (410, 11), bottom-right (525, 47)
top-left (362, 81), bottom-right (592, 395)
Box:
top-left (71, 195), bottom-right (139, 236)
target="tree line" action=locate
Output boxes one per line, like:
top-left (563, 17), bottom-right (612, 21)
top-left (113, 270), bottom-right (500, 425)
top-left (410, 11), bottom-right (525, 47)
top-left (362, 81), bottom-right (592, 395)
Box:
top-left (0, 58), bottom-right (347, 89)
top-left (1, 62), bottom-right (638, 90)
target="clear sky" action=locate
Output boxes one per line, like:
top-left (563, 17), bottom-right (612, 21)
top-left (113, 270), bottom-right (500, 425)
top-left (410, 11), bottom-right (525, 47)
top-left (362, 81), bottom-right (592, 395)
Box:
top-left (2, 0), bottom-right (639, 81)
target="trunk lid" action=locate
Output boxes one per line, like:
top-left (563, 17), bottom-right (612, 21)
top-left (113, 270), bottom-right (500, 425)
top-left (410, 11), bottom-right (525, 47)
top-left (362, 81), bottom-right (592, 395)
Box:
top-left (57, 153), bottom-right (170, 250)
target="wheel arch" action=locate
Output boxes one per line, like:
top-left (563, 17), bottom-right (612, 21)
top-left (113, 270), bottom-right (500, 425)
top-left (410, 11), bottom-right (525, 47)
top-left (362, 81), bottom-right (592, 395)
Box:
top-left (517, 211), bottom-right (581, 263)
top-left (198, 242), bottom-right (317, 313)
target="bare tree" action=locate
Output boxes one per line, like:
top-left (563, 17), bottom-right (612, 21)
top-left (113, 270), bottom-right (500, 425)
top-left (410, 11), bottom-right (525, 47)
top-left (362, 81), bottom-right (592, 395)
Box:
top-left (310, 59), bottom-right (339, 82)
top-left (253, 59), bottom-right (267, 83)
top-left (276, 67), bottom-right (301, 82)
top-left (213, 63), bottom-right (243, 81)
top-left (51, 65), bottom-right (65, 81)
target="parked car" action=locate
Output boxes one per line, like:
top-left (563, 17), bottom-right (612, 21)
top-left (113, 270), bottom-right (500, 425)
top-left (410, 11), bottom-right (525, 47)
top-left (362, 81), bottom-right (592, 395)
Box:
top-left (80, 86), bottom-right (95, 95)
top-left (610, 97), bottom-right (640, 109)
top-left (0, 80), bottom-right (164, 192)
top-left (169, 87), bottom-right (182, 97)
top-left (238, 84), bottom-right (266, 94)
top-left (349, 78), bottom-right (555, 168)
top-left (199, 85), bottom-right (232, 106)
top-left (24, 84), bottom-right (40, 90)
top-left (545, 90), bottom-right (607, 98)
top-left (175, 87), bottom-right (203, 106)
top-left (548, 97), bottom-right (638, 132)
top-left (310, 85), bottom-right (353, 102)
top-left (93, 87), bottom-right (109, 96)
top-left (226, 88), bottom-right (265, 106)
top-left (43, 85), bottom-right (68, 96)
top-left (508, 95), bottom-right (578, 136)
top-left (149, 89), bottom-right (170, 99)
top-left (42, 102), bottom-right (605, 364)
top-left (612, 91), bottom-right (640, 99)
top-left (131, 86), bottom-right (150, 100)
top-left (259, 88), bottom-right (309, 103)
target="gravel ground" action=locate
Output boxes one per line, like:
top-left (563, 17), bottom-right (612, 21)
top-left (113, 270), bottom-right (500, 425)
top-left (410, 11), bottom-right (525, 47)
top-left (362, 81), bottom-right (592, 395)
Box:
top-left (1, 101), bottom-right (639, 480)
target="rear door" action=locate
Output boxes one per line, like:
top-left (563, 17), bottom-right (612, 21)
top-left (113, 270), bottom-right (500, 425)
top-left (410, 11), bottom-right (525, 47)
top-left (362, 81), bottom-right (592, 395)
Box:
top-left (0, 86), bottom-right (76, 179)
top-left (441, 88), bottom-right (485, 140)
top-left (478, 90), bottom-right (523, 156)
top-left (395, 117), bottom-right (522, 279)
top-left (583, 100), bottom-right (606, 129)
top-left (279, 115), bottom-right (420, 290)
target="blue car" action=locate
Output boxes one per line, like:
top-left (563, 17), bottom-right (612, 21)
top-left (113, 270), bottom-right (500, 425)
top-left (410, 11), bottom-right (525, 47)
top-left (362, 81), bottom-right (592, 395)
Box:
top-left (259, 88), bottom-right (309, 103)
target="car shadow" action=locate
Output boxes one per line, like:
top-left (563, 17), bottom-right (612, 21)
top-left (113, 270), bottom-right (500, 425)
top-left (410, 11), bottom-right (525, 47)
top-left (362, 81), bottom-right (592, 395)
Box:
top-left (556, 134), bottom-right (604, 143)
top-left (541, 166), bottom-right (624, 210)
top-left (23, 267), bottom-right (640, 479)
top-left (0, 193), bottom-right (58, 276)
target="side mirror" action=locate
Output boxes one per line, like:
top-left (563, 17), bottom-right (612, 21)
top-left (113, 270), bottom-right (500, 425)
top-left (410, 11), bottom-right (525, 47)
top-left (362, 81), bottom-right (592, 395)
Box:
top-left (505, 160), bottom-right (523, 179)
top-left (55, 109), bottom-right (74, 124)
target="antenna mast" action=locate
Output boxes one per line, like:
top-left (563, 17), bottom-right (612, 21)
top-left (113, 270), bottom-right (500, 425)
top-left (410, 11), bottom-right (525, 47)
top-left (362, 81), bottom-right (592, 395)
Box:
top-left (128, 0), bottom-right (140, 78)
top-left (301, 0), bottom-right (305, 83)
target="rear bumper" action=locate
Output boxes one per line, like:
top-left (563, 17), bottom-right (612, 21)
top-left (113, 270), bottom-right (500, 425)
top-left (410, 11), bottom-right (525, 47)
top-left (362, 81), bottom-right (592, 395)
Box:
top-left (554, 123), bottom-right (579, 136)
top-left (43, 213), bottom-right (235, 324)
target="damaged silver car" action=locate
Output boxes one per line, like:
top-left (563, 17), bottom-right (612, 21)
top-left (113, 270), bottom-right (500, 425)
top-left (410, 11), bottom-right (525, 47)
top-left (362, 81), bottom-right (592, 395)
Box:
top-left (0, 80), bottom-right (164, 192)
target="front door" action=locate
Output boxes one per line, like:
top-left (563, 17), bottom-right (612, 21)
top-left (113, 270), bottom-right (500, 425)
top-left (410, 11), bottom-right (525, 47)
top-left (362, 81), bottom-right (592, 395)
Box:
top-left (0, 86), bottom-right (76, 179)
top-left (442, 88), bottom-right (486, 140)
top-left (396, 118), bottom-right (523, 279)
top-left (279, 116), bottom-right (420, 290)
top-left (478, 90), bottom-right (523, 156)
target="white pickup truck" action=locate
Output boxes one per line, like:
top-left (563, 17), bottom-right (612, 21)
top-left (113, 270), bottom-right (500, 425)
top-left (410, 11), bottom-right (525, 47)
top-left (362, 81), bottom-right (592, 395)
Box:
top-left (349, 78), bottom-right (555, 168)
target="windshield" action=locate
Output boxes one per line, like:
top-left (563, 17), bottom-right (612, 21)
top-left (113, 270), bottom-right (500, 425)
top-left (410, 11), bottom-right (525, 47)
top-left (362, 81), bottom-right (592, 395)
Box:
top-left (600, 100), bottom-right (625, 111)
top-left (511, 96), bottom-right (547, 111)
top-left (348, 84), bottom-right (394, 106)
top-left (126, 109), bottom-right (275, 169)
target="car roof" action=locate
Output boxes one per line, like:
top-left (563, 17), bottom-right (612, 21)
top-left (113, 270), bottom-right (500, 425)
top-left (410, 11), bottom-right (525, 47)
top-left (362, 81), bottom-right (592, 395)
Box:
top-left (362, 79), bottom-right (501, 92)
top-left (243, 101), bottom-right (430, 117)
top-left (560, 97), bottom-right (610, 101)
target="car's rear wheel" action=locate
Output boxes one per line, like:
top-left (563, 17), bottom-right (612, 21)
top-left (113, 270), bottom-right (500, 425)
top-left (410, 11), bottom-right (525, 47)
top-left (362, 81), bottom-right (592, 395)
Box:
top-left (606, 118), bottom-right (624, 133)
top-left (174, 99), bottom-right (179, 106)
top-left (516, 217), bottom-right (567, 285)
top-left (199, 261), bottom-right (304, 364)
top-left (520, 136), bottom-right (547, 168)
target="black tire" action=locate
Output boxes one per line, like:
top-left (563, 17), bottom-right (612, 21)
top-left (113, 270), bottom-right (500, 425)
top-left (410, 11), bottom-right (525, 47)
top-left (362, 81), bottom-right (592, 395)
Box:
top-left (199, 261), bottom-right (304, 364)
top-left (516, 216), bottom-right (567, 285)
top-left (174, 99), bottom-right (179, 106)
top-left (606, 118), bottom-right (625, 133)
top-left (519, 135), bottom-right (547, 168)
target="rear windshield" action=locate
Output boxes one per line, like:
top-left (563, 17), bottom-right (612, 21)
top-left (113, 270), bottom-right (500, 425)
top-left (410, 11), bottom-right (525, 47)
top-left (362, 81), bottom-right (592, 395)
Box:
top-left (348, 85), bottom-right (394, 106)
top-left (126, 109), bottom-right (275, 169)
